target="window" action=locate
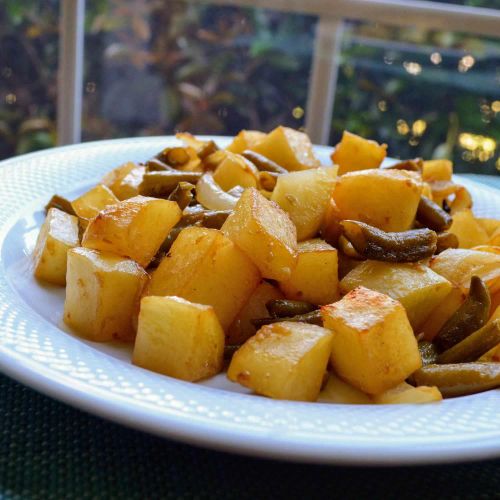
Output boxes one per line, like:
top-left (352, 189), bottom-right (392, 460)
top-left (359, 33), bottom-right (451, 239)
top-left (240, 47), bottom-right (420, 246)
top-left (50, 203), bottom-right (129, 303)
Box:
top-left (1, 0), bottom-right (499, 175)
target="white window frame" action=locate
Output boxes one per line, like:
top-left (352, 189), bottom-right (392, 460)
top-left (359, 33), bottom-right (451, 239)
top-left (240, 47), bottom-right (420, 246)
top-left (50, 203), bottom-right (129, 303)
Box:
top-left (57, 0), bottom-right (500, 146)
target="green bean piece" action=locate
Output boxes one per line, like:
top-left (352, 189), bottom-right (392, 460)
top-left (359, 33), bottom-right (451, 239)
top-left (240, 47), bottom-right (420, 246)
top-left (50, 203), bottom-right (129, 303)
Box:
top-left (147, 226), bottom-right (184, 269)
top-left (436, 232), bottom-right (459, 254)
top-left (416, 196), bottom-right (453, 232)
top-left (259, 171), bottom-right (278, 191)
top-left (435, 276), bottom-right (491, 352)
top-left (437, 319), bottom-right (500, 364)
top-left (146, 158), bottom-right (177, 172)
top-left (413, 362), bottom-right (500, 397)
top-left (386, 158), bottom-right (423, 172)
top-left (418, 341), bottom-right (439, 366)
top-left (139, 171), bottom-right (202, 197)
top-left (251, 310), bottom-right (323, 329)
top-left (266, 299), bottom-right (317, 318)
top-left (180, 208), bottom-right (232, 229)
top-left (45, 194), bottom-right (76, 216)
top-left (340, 220), bottom-right (437, 263)
top-left (167, 182), bottom-right (195, 210)
top-left (338, 235), bottom-right (363, 259)
top-left (242, 150), bottom-right (288, 174)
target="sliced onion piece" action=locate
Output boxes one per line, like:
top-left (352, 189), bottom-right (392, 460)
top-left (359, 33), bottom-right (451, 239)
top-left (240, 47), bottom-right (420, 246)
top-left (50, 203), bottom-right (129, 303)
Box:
top-left (196, 172), bottom-right (239, 210)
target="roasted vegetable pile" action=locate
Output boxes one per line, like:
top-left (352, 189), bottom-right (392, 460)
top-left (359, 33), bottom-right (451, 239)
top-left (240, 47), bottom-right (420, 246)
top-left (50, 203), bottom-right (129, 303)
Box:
top-left (34, 127), bottom-right (500, 404)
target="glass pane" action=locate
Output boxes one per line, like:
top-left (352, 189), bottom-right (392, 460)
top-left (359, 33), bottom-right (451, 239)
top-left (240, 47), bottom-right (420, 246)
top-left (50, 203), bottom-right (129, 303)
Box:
top-left (332, 21), bottom-right (500, 175)
top-left (0, 0), bottom-right (59, 160)
top-left (82, 1), bottom-right (315, 141)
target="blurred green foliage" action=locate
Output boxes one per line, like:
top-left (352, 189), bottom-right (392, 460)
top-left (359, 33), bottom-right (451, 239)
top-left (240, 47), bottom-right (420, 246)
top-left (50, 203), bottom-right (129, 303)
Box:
top-left (0, 0), bottom-right (499, 174)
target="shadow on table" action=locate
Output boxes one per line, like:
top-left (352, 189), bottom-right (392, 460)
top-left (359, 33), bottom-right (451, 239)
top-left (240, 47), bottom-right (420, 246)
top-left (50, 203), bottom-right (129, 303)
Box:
top-left (0, 374), bottom-right (498, 500)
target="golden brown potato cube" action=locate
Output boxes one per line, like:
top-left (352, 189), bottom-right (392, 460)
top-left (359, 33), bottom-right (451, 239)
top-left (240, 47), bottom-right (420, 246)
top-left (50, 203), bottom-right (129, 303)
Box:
top-left (146, 227), bottom-right (260, 330)
top-left (271, 167), bottom-right (337, 240)
top-left (331, 131), bottom-right (387, 175)
top-left (226, 281), bottom-right (284, 345)
top-left (133, 296), bottom-right (224, 381)
top-left (372, 382), bottom-right (442, 404)
top-left (227, 321), bottom-right (333, 401)
top-left (340, 261), bottom-right (452, 331)
top-left (430, 248), bottom-right (500, 295)
top-left (222, 188), bottom-right (297, 281)
top-left (102, 162), bottom-right (146, 201)
top-left (420, 286), bottom-right (466, 341)
top-left (226, 130), bottom-right (266, 154)
top-left (33, 208), bottom-right (79, 286)
top-left (64, 248), bottom-right (148, 341)
top-left (448, 209), bottom-right (489, 248)
top-left (213, 152), bottom-right (258, 191)
top-left (332, 169), bottom-right (422, 232)
top-left (82, 195), bottom-right (181, 268)
top-left (321, 287), bottom-right (421, 395)
top-left (477, 218), bottom-right (500, 238)
top-left (252, 126), bottom-right (321, 171)
top-left (279, 239), bottom-right (339, 305)
top-left (71, 184), bottom-right (119, 219)
top-left (318, 373), bottom-right (371, 404)
top-left (422, 159), bottom-right (453, 182)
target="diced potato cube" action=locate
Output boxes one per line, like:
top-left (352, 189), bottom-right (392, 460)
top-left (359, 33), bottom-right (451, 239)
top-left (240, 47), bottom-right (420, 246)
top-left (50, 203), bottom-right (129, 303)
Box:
top-left (271, 167), bottom-right (337, 240)
top-left (320, 197), bottom-right (343, 246)
top-left (477, 218), bottom-right (500, 238)
top-left (340, 261), bottom-right (452, 331)
top-left (102, 162), bottom-right (146, 200)
top-left (213, 152), bottom-right (258, 191)
top-left (33, 208), bottom-right (79, 286)
top-left (227, 321), bottom-right (334, 401)
top-left (420, 286), bottom-right (466, 341)
top-left (448, 209), bottom-right (489, 248)
top-left (133, 296), bottom-right (224, 381)
top-left (226, 281), bottom-right (284, 345)
top-left (82, 195), bottom-right (181, 268)
top-left (318, 373), bottom-right (371, 404)
top-left (64, 248), bottom-right (148, 341)
top-left (279, 239), bottom-right (339, 305)
top-left (430, 248), bottom-right (500, 295)
top-left (222, 188), bottom-right (297, 281)
top-left (321, 287), bottom-right (421, 395)
top-left (372, 382), bottom-right (442, 404)
top-left (331, 131), bottom-right (387, 175)
top-left (226, 130), bottom-right (266, 154)
top-left (252, 126), bottom-right (321, 171)
top-left (422, 159), bottom-right (453, 182)
top-left (332, 169), bottom-right (422, 232)
top-left (71, 184), bottom-right (119, 219)
top-left (146, 227), bottom-right (260, 330)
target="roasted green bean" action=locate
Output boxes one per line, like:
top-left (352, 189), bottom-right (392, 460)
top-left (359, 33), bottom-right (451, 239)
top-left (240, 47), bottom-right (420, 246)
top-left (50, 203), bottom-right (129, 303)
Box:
top-left (436, 232), bottom-right (459, 253)
top-left (266, 299), bottom-right (317, 318)
top-left (413, 362), bottom-right (500, 397)
top-left (416, 196), bottom-right (453, 232)
top-left (45, 194), bottom-right (76, 216)
top-left (146, 158), bottom-right (177, 172)
top-left (251, 310), bottom-right (323, 329)
top-left (180, 207), bottom-right (232, 229)
top-left (437, 319), bottom-right (500, 364)
top-left (167, 182), bottom-right (195, 210)
top-left (435, 276), bottom-right (491, 352)
top-left (139, 171), bottom-right (202, 197)
top-left (340, 220), bottom-right (437, 262)
top-left (242, 150), bottom-right (288, 174)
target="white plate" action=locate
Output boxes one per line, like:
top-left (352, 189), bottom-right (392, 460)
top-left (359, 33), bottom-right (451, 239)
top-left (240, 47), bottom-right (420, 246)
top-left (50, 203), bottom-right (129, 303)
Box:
top-left (1, 137), bottom-right (500, 466)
